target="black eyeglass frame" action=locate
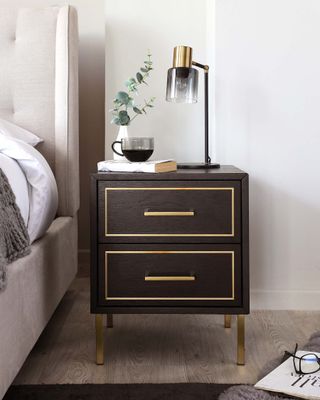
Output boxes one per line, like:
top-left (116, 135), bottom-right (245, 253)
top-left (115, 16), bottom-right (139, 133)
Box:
top-left (285, 343), bottom-right (320, 375)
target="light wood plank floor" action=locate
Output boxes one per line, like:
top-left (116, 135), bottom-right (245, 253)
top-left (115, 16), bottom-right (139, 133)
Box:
top-left (14, 274), bottom-right (320, 385)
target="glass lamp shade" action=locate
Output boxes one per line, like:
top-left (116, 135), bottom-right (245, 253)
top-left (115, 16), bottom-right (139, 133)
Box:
top-left (166, 67), bottom-right (198, 104)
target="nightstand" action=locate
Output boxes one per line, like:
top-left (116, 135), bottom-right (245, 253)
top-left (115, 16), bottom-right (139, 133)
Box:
top-left (90, 166), bottom-right (249, 365)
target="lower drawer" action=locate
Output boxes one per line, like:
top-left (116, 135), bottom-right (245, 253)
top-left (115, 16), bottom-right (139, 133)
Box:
top-left (98, 245), bottom-right (242, 307)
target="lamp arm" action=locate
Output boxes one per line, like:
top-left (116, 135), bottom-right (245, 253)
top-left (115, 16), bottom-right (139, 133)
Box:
top-left (192, 61), bottom-right (209, 71)
top-left (192, 61), bottom-right (211, 164)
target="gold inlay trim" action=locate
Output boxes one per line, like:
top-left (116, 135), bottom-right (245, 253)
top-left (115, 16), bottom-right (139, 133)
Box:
top-left (104, 251), bottom-right (235, 301)
top-left (104, 187), bottom-right (235, 237)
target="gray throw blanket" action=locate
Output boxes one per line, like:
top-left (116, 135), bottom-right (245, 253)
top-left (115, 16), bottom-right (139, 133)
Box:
top-left (0, 168), bottom-right (30, 290)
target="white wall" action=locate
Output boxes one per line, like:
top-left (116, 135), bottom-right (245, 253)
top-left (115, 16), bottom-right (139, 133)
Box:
top-left (105, 0), bottom-right (215, 163)
top-left (215, 0), bottom-right (320, 309)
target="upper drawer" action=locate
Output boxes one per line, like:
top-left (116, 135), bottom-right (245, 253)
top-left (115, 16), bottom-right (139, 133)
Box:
top-left (98, 181), bottom-right (241, 243)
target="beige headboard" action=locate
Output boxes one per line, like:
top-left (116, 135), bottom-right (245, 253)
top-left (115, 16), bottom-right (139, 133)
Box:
top-left (0, 6), bottom-right (79, 217)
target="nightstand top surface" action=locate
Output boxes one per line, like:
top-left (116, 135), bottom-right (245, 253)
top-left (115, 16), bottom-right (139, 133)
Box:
top-left (92, 165), bottom-right (247, 181)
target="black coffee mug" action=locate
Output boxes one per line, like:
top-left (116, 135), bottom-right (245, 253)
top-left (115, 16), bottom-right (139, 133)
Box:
top-left (111, 137), bottom-right (154, 162)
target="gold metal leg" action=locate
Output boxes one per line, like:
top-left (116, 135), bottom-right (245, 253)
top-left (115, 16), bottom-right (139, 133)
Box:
top-left (224, 315), bottom-right (231, 328)
top-left (95, 314), bottom-right (104, 365)
top-left (237, 315), bottom-right (245, 365)
top-left (107, 314), bottom-right (113, 328)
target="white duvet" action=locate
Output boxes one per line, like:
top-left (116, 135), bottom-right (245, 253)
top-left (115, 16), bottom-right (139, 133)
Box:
top-left (0, 135), bottom-right (58, 243)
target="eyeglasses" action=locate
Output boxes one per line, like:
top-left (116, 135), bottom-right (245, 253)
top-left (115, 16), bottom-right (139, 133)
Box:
top-left (285, 344), bottom-right (320, 375)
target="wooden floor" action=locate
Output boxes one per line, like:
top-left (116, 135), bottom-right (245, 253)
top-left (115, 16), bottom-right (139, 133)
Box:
top-left (14, 272), bottom-right (320, 385)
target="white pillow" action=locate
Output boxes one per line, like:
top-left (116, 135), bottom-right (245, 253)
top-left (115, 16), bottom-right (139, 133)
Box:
top-left (0, 118), bottom-right (43, 147)
top-left (0, 135), bottom-right (58, 243)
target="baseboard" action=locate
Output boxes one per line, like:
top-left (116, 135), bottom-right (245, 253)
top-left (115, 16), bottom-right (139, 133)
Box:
top-left (78, 249), bottom-right (90, 266)
top-left (251, 289), bottom-right (320, 310)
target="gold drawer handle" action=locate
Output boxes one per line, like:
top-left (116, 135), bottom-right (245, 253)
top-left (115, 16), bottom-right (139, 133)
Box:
top-left (145, 276), bottom-right (196, 282)
top-left (144, 211), bottom-right (195, 217)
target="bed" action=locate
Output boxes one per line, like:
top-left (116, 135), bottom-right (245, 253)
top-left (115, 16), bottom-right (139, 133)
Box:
top-left (0, 6), bottom-right (79, 398)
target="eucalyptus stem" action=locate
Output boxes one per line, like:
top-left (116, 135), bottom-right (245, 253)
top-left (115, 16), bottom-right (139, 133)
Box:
top-left (130, 97), bottom-right (155, 123)
top-left (110, 51), bottom-right (155, 126)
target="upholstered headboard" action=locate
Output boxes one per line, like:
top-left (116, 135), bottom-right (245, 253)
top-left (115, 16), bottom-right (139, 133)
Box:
top-left (0, 6), bottom-right (79, 217)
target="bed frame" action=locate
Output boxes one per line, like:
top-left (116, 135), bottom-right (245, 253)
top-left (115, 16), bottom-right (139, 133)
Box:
top-left (0, 6), bottom-right (79, 398)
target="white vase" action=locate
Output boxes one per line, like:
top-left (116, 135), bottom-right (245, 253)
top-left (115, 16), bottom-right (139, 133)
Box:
top-left (113, 125), bottom-right (128, 161)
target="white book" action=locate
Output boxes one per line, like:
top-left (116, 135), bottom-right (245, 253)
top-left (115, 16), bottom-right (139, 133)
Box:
top-left (97, 159), bottom-right (177, 173)
top-left (255, 350), bottom-right (320, 399)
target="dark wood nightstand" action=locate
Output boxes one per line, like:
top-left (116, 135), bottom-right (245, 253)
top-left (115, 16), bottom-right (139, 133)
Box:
top-left (90, 166), bottom-right (249, 365)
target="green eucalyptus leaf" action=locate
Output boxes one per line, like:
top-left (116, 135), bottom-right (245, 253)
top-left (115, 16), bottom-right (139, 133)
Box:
top-left (118, 110), bottom-right (130, 125)
top-left (140, 67), bottom-right (148, 73)
top-left (116, 91), bottom-right (130, 105)
top-left (133, 107), bottom-right (142, 114)
top-left (136, 72), bottom-right (143, 83)
top-left (111, 117), bottom-right (121, 125)
top-left (127, 98), bottom-right (134, 108)
top-left (125, 78), bottom-right (137, 87)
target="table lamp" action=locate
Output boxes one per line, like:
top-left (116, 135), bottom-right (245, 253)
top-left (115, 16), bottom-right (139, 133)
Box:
top-left (166, 45), bottom-right (220, 169)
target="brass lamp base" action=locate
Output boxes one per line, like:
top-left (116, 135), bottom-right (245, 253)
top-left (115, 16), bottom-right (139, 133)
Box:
top-left (178, 162), bottom-right (220, 169)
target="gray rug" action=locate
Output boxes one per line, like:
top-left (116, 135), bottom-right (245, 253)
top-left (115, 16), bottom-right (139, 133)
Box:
top-left (4, 383), bottom-right (232, 400)
top-left (219, 330), bottom-right (320, 400)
